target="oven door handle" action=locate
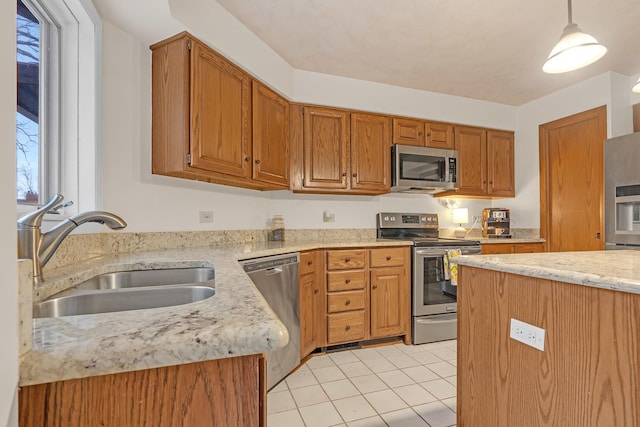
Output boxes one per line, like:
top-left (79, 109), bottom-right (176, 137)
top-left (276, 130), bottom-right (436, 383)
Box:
top-left (416, 317), bottom-right (457, 325)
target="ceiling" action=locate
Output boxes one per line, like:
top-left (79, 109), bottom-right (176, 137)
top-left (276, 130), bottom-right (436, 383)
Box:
top-left (215, 0), bottom-right (640, 106)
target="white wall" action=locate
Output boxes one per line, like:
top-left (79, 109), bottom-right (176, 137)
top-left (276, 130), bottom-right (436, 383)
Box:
top-left (1, 0), bottom-right (19, 424)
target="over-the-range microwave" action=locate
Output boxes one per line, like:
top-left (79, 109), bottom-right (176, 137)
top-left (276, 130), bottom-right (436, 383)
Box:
top-left (391, 144), bottom-right (458, 194)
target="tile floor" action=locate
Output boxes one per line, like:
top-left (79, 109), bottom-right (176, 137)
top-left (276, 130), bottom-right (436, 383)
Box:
top-left (267, 340), bottom-right (458, 427)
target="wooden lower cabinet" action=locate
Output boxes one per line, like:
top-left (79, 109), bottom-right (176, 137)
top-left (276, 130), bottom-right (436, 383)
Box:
top-left (458, 266), bottom-right (639, 426)
top-left (481, 242), bottom-right (545, 254)
top-left (300, 251), bottom-right (325, 358)
top-left (19, 354), bottom-right (266, 427)
top-left (323, 247), bottom-right (411, 347)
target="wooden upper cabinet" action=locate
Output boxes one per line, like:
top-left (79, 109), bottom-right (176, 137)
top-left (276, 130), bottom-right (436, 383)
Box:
top-left (486, 130), bottom-right (515, 197)
top-left (303, 107), bottom-right (350, 190)
top-left (252, 82), bottom-right (290, 187)
top-left (350, 113), bottom-right (391, 193)
top-left (190, 39), bottom-right (252, 179)
top-left (455, 126), bottom-right (487, 196)
top-left (392, 118), bottom-right (425, 146)
top-left (426, 122), bottom-right (455, 150)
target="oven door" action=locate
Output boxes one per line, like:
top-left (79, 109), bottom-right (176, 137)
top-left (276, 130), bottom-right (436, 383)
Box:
top-left (413, 248), bottom-right (457, 316)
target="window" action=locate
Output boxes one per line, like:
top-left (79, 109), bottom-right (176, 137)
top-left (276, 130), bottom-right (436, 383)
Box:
top-left (15, 0), bottom-right (101, 215)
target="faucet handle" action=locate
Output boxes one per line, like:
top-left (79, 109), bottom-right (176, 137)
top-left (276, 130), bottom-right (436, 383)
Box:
top-left (18, 194), bottom-right (64, 229)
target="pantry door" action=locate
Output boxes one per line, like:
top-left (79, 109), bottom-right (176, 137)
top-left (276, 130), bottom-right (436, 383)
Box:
top-left (539, 105), bottom-right (607, 252)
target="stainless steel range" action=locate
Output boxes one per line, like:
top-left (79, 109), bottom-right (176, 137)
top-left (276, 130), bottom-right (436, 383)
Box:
top-left (377, 212), bottom-right (481, 344)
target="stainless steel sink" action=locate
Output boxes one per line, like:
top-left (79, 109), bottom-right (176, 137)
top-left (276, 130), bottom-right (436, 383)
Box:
top-left (33, 267), bottom-right (215, 318)
top-left (73, 267), bottom-right (214, 290)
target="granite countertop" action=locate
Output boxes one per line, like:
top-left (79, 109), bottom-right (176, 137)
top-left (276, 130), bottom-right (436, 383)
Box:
top-left (20, 239), bottom-right (410, 386)
top-left (472, 238), bottom-right (546, 244)
top-left (455, 250), bottom-right (640, 294)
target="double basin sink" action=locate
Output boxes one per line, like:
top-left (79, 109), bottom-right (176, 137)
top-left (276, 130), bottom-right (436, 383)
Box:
top-left (33, 267), bottom-right (215, 318)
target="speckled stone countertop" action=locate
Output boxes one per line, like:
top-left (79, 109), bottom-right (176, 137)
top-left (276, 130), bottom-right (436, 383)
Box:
top-left (471, 238), bottom-right (545, 244)
top-left (455, 250), bottom-right (640, 294)
top-left (20, 239), bottom-right (410, 386)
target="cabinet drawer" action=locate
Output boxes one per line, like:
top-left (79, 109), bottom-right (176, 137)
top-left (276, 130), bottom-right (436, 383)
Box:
top-left (327, 311), bottom-right (365, 344)
top-left (300, 251), bottom-right (318, 275)
top-left (514, 243), bottom-right (545, 253)
top-left (327, 270), bottom-right (366, 291)
top-left (370, 247), bottom-right (405, 268)
top-left (327, 250), bottom-right (366, 270)
top-left (327, 291), bottom-right (365, 313)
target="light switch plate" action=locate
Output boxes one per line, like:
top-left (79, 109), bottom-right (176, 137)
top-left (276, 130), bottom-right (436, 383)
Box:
top-left (510, 318), bottom-right (545, 351)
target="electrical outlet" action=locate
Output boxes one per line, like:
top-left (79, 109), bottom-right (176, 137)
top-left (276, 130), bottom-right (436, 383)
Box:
top-left (199, 211), bottom-right (213, 223)
top-left (323, 211), bottom-right (335, 222)
top-left (472, 216), bottom-right (482, 222)
top-left (510, 318), bottom-right (545, 351)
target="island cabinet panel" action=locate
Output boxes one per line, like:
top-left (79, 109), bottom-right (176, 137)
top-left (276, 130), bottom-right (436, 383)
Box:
top-left (457, 266), bottom-right (640, 427)
top-left (252, 82), bottom-right (290, 187)
top-left (350, 113), bottom-right (391, 193)
top-left (481, 242), bottom-right (545, 254)
top-left (300, 250), bottom-right (325, 358)
top-left (19, 355), bottom-right (266, 427)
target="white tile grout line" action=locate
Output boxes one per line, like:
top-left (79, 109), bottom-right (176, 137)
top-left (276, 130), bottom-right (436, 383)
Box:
top-left (268, 340), bottom-right (458, 427)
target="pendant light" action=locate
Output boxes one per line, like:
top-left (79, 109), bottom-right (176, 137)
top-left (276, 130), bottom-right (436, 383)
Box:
top-left (543, 0), bottom-right (607, 74)
top-left (633, 77), bottom-right (640, 93)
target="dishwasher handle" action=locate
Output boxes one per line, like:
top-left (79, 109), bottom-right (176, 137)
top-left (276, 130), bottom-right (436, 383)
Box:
top-left (240, 252), bottom-right (300, 273)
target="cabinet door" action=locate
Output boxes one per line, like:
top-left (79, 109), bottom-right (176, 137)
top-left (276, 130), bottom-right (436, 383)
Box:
top-left (190, 40), bottom-right (252, 178)
top-left (303, 107), bottom-right (350, 189)
top-left (300, 251), bottom-right (324, 357)
top-left (514, 243), bottom-right (545, 253)
top-left (370, 266), bottom-right (406, 338)
top-left (252, 82), bottom-right (290, 187)
top-left (392, 118), bottom-right (425, 146)
top-left (481, 244), bottom-right (514, 254)
top-left (455, 126), bottom-right (487, 196)
top-left (426, 122), bottom-right (455, 150)
top-left (486, 130), bottom-right (515, 197)
top-left (350, 113), bottom-right (391, 193)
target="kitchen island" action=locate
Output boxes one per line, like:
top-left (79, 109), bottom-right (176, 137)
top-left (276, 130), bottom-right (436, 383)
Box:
top-left (455, 250), bottom-right (640, 427)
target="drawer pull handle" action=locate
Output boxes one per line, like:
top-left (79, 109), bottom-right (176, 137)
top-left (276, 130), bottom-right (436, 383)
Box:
top-left (307, 260), bottom-right (313, 266)
top-left (314, 289), bottom-right (319, 294)
top-left (345, 257), bottom-right (351, 262)
top-left (386, 256), bottom-right (392, 261)
top-left (345, 299), bottom-right (351, 305)
top-left (345, 325), bottom-right (351, 331)
top-left (345, 278), bottom-right (351, 284)
top-left (372, 284), bottom-right (378, 289)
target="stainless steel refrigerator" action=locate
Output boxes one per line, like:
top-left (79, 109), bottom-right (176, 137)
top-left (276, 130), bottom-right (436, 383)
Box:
top-left (604, 132), bottom-right (640, 249)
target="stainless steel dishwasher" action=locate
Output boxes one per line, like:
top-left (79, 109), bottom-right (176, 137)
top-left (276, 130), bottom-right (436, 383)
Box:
top-left (241, 252), bottom-right (300, 390)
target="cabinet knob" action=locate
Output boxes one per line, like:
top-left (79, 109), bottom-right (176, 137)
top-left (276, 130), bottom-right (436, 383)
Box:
top-left (255, 159), bottom-right (261, 164)
top-left (314, 288), bottom-right (319, 294)
top-left (352, 173), bottom-right (357, 177)
top-left (345, 278), bottom-right (351, 284)
top-left (345, 257), bottom-right (351, 262)
top-left (345, 299), bottom-right (351, 306)
top-left (372, 284), bottom-right (378, 289)
top-left (345, 325), bottom-right (351, 331)
top-left (307, 260), bottom-right (313, 266)
top-left (418, 131), bottom-right (423, 136)
top-left (386, 256), bottom-right (392, 261)
top-left (342, 172), bottom-right (347, 177)
top-left (244, 156), bottom-right (251, 162)
top-left (427, 132), bottom-right (432, 137)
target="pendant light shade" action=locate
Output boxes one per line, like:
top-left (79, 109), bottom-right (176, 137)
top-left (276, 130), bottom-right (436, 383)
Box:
top-left (633, 77), bottom-right (640, 93)
top-left (543, 0), bottom-right (607, 74)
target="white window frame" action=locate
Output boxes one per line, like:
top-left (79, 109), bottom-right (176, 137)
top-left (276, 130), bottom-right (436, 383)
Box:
top-left (16, 0), bottom-right (102, 220)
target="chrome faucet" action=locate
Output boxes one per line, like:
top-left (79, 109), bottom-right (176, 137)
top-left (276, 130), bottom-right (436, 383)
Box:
top-left (17, 194), bottom-right (127, 284)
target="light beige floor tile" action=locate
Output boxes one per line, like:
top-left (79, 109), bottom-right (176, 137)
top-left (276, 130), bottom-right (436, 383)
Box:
top-left (333, 395), bottom-right (377, 422)
top-left (329, 350), bottom-right (360, 365)
top-left (267, 408), bottom-right (305, 427)
top-left (419, 379), bottom-right (457, 400)
top-left (307, 354), bottom-right (338, 369)
top-left (413, 401), bottom-right (457, 427)
top-left (431, 348), bottom-right (457, 361)
top-left (362, 358), bottom-right (397, 373)
top-left (267, 389), bottom-right (297, 415)
top-left (299, 402), bottom-right (344, 427)
top-left (364, 389), bottom-right (408, 414)
top-left (290, 384), bottom-right (330, 407)
top-left (374, 345), bottom-right (406, 358)
top-left (441, 396), bottom-right (457, 413)
top-left (445, 375), bottom-right (457, 386)
top-left (387, 354), bottom-right (422, 369)
top-left (338, 361), bottom-right (374, 378)
top-left (312, 365), bottom-right (348, 383)
top-left (425, 361), bottom-right (457, 378)
top-left (377, 369), bottom-right (415, 388)
top-left (354, 347), bottom-right (385, 361)
top-left (321, 379), bottom-right (361, 400)
top-left (393, 383), bottom-right (438, 406)
top-left (270, 380), bottom-right (288, 393)
top-left (409, 351), bottom-right (443, 365)
top-left (402, 365), bottom-right (439, 383)
top-left (286, 367), bottom-right (319, 389)
top-left (381, 408), bottom-right (430, 427)
top-left (350, 374), bottom-right (389, 394)
top-left (346, 415), bottom-right (387, 427)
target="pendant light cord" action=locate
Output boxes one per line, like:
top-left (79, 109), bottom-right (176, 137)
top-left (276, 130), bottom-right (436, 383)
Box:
top-left (567, 0), bottom-right (573, 24)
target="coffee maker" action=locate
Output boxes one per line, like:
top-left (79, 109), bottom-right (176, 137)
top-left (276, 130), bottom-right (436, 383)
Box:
top-left (482, 208), bottom-right (511, 238)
